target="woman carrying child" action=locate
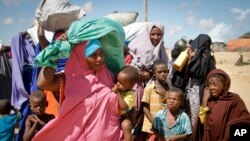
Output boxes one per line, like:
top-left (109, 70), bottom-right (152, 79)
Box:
top-left (33, 17), bottom-right (125, 141)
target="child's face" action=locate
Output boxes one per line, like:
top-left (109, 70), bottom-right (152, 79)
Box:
top-left (166, 92), bottom-right (181, 111)
top-left (154, 64), bottom-right (168, 81)
top-left (150, 27), bottom-right (163, 47)
top-left (116, 72), bottom-right (133, 92)
top-left (207, 76), bottom-right (224, 98)
top-left (30, 97), bottom-right (47, 116)
top-left (86, 48), bottom-right (104, 71)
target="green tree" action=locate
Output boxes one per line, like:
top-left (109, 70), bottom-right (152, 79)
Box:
top-left (239, 32), bottom-right (250, 39)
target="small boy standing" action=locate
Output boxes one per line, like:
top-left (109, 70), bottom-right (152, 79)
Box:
top-left (23, 90), bottom-right (54, 141)
top-left (141, 60), bottom-right (170, 140)
top-left (112, 66), bottom-right (139, 141)
top-left (0, 99), bottom-right (22, 141)
top-left (153, 88), bottom-right (192, 141)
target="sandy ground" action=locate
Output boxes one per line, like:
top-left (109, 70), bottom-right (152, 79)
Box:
top-left (167, 49), bottom-right (250, 110)
top-left (214, 51), bottom-right (250, 110)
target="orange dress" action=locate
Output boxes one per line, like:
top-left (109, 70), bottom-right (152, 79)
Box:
top-left (44, 76), bottom-right (65, 117)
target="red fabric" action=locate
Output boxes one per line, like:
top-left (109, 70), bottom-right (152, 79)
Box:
top-left (125, 54), bottom-right (133, 65)
top-left (193, 69), bottom-right (250, 141)
top-left (147, 133), bottom-right (158, 141)
top-left (53, 31), bottom-right (65, 40)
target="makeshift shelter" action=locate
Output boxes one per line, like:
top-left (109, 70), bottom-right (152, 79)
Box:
top-left (227, 39), bottom-right (250, 51)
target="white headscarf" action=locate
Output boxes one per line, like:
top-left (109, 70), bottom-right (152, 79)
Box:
top-left (124, 22), bottom-right (168, 70)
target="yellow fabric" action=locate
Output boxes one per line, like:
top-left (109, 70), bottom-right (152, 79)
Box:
top-left (199, 106), bottom-right (210, 124)
top-left (119, 90), bottom-right (135, 115)
top-left (141, 82), bottom-right (167, 133)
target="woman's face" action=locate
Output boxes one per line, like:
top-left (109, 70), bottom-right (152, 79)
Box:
top-left (86, 48), bottom-right (104, 71)
top-left (150, 27), bottom-right (163, 47)
top-left (207, 76), bottom-right (225, 98)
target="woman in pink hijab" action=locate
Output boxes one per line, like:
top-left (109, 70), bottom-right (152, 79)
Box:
top-left (33, 40), bottom-right (123, 141)
top-left (33, 17), bottom-right (125, 141)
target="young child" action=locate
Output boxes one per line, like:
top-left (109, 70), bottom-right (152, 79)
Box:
top-left (141, 60), bottom-right (170, 140)
top-left (0, 99), bottom-right (22, 141)
top-left (112, 66), bottom-right (139, 141)
top-left (193, 69), bottom-right (250, 141)
top-left (153, 88), bottom-right (192, 141)
top-left (23, 90), bottom-right (54, 141)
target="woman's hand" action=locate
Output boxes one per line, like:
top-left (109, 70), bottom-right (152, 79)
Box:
top-left (37, 23), bottom-right (49, 49)
top-left (187, 48), bottom-right (194, 57)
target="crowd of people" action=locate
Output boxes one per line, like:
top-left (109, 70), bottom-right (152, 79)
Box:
top-left (1, 5), bottom-right (250, 141)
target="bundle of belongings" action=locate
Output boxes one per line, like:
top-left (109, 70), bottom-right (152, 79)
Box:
top-left (36, 0), bottom-right (86, 32)
top-left (105, 11), bottom-right (138, 26)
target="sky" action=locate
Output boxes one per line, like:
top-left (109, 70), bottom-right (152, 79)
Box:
top-left (0, 0), bottom-right (250, 48)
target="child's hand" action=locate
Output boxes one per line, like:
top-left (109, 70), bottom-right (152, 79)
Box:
top-left (28, 114), bottom-right (46, 126)
top-left (202, 87), bottom-right (211, 107)
top-left (112, 84), bottom-right (119, 93)
top-left (27, 115), bottom-right (40, 125)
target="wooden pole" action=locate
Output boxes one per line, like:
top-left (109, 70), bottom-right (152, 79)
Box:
top-left (144, 0), bottom-right (148, 22)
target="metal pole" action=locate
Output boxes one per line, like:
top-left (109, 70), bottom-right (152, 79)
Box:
top-left (144, 0), bottom-right (148, 22)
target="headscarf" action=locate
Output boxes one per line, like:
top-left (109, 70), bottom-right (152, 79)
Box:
top-left (193, 69), bottom-right (250, 141)
top-left (206, 69), bottom-right (231, 100)
top-left (33, 41), bottom-right (122, 141)
top-left (186, 34), bottom-right (216, 100)
top-left (35, 17), bottom-right (125, 75)
top-left (85, 39), bottom-right (102, 57)
top-left (125, 22), bottom-right (168, 70)
top-left (187, 34), bottom-right (215, 81)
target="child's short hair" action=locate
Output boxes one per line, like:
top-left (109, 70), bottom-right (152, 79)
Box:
top-left (118, 66), bottom-right (139, 84)
top-left (30, 90), bottom-right (46, 102)
top-left (168, 87), bottom-right (185, 105)
top-left (0, 99), bottom-right (12, 115)
top-left (152, 60), bottom-right (168, 73)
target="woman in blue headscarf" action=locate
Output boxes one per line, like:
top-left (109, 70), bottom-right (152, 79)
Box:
top-left (33, 17), bottom-right (125, 141)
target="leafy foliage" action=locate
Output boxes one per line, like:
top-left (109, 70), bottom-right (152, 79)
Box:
top-left (239, 32), bottom-right (250, 39)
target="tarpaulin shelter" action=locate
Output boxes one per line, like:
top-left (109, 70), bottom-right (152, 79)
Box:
top-left (227, 39), bottom-right (250, 51)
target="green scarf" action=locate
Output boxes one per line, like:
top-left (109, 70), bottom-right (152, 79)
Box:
top-left (35, 17), bottom-right (125, 75)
